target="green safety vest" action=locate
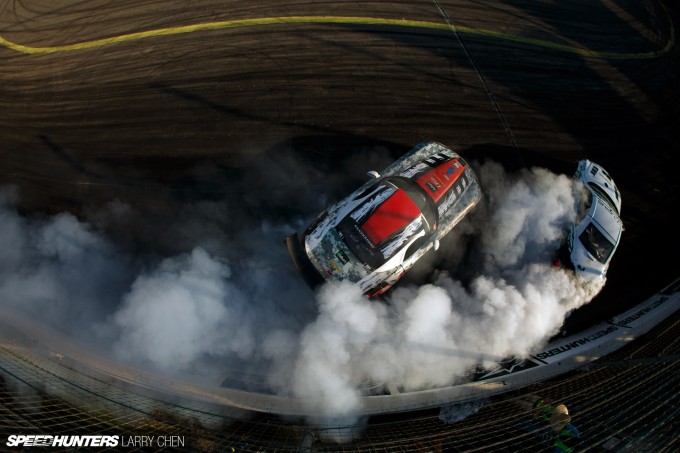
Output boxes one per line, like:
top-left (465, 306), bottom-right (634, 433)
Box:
top-left (533, 400), bottom-right (581, 452)
top-left (554, 423), bottom-right (581, 452)
top-left (533, 399), bottom-right (555, 421)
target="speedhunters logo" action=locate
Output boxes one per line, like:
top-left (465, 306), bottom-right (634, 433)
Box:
top-left (6, 435), bottom-right (119, 448)
top-left (6, 434), bottom-right (186, 448)
top-left (614, 296), bottom-right (668, 326)
top-left (535, 325), bottom-right (618, 361)
top-left (534, 294), bottom-right (674, 363)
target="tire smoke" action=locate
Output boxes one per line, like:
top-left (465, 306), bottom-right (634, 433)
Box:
top-left (0, 158), bottom-right (605, 426)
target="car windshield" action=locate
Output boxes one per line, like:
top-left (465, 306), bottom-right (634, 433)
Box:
top-left (337, 178), bottom-right (436, 269)
top-left (578, 222), bottom-right (615, 264)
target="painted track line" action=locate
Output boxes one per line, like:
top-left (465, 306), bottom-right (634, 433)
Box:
top-left (0, 15), bottom-right (674, 59)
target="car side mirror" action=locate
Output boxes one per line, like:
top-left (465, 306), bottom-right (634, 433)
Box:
top-left (367, 170), bottom-right (380, 179)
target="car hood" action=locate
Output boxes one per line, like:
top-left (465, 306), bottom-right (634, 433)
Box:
top-left (570, 244), bottom-right (608, 280)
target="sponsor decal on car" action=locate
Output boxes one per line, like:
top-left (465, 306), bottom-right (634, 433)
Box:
top-left (328, 258), bottom-right (341, 273)
top-left (335, 250), bottom-right (350, 265)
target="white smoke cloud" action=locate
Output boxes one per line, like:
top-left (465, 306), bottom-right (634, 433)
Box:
top-left (282, 162), bottom-right (605, 419)
top-left (0, 187), bottom-right (25, 272)
top-left (0, 189), bottom-right (131, 338)
top-left (0, 158), bottom-right (606, 428)
top-left (291, 282), bottom-right (388, 416)
top-left (112, 248), bottom-right (255, 370)
top-left (478, 162), bottom-right (577, 269)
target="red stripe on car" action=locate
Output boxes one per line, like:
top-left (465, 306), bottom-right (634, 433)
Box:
top-left (361, 189), bottom-right (421, 245)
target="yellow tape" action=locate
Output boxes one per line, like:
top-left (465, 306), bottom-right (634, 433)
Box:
top-left (0, 15), bottom-right (674, 59)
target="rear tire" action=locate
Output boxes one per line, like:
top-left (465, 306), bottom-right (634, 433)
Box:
top-left (285, 233), bottom-right (325, 290)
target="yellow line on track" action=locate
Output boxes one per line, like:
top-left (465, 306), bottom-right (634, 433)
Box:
top-left (0, 15), bottom-right (674, 59)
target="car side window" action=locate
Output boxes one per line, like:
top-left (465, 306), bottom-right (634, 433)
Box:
top-left (404, 234), bottom-right (427, 259)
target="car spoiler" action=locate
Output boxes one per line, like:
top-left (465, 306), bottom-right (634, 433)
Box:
top-left (285, 233), bottom-right (325, 291)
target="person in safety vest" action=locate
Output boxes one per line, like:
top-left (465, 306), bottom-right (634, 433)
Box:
top-left (531, 397), bottom-right (581, 452)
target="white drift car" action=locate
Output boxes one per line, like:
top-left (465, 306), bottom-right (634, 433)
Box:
top-left (557, 160), bottom-right (623, 279)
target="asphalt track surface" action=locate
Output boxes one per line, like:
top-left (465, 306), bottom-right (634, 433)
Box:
top-left (1, 0), bottom-right (679, 335)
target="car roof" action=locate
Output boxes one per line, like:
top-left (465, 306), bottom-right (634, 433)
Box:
top-left (360, 188), bottom-right (421, 245)
top-left (589, 195), bottom-right (623, 244)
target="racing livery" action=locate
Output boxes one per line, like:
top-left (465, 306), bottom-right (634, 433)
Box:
top-left (557, 160), bottom-right (623, 279)
top-left (286, 141), bottom-right (482, 296)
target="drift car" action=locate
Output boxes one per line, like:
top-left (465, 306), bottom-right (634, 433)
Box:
top-left (557, 160), bottom-right (623, 279)
top-left (286, 141), bottom-right (482, 297)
